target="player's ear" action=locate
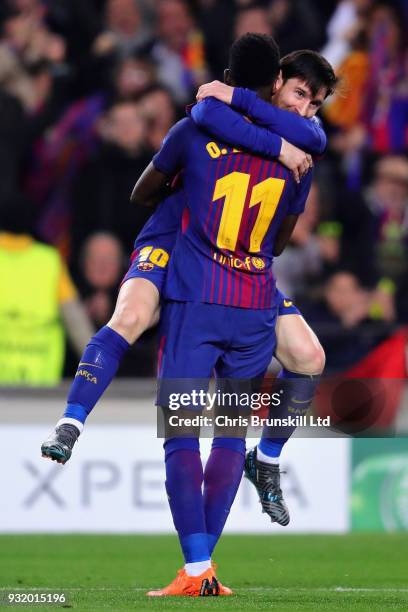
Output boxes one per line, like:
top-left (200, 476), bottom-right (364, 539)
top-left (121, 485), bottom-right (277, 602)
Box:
top-left (224, 68), bottom-right (232, 85)
top-left (273, 71), bottom-right (283, 94)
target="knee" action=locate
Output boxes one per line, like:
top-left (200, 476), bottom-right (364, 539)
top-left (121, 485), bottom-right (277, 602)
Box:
top-left (282, 341), bottom-right (325, 375)
top-left (108, 305), bottom-right (148, 343)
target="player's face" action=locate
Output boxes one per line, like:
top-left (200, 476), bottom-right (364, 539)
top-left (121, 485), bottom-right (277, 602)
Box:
top-left (272, 78), bottom-right (326, 118)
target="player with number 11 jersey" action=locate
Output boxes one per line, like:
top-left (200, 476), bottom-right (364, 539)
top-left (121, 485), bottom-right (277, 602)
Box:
top-left (153, 119), bottom-right (311, 310)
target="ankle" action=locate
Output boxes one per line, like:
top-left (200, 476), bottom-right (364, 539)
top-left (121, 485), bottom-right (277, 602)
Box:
top-left (184, 560), bottom-right (212, 576)
top-left (56, 417), bottom-right (83, 434)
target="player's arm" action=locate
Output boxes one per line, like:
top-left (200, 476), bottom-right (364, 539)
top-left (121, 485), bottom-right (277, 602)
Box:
top-left (196, 81), bottom-right (326, 154)
top-left (273, 171), bottom-right (313, 256)
top-left (231, 88), bottom-right (326, 154)
top-left (130, 163), bottom-right (171, 208)
top-left (273, 215), bottom-right (299, 257)
top-left (191, 98), bottom-right (282, 158)
top-left (130, 119), bottom-right (189, 207)
top-left (191, 99), bottom-right (312, 183)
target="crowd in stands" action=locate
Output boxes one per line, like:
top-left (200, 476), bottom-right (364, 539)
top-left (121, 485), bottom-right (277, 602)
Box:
top-left (0, 0), bottom-right (407, 382)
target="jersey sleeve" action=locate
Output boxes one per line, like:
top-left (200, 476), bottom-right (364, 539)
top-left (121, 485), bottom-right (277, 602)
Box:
top-left (288, 170), bottom-right (313, 216)
top-left (232, 88), bottom-right (327, 155)
top-left (190, 98), bottom-right (282, 158)
top-left (152, 118), bottom-right (191, 177)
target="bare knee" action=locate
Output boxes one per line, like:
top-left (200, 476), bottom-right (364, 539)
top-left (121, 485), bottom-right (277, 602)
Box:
top-left (279, 341), bottom-right (325, 375)
top-left (299, 343), bottom-right (325, 375)
top-left (108, 305), bottom-right (151, 344)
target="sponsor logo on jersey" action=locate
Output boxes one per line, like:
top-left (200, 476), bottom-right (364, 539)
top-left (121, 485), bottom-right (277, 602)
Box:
top-left (137, 262), bottom-right (154, 272)
top-left (213, 251), bottom-right (267, 272)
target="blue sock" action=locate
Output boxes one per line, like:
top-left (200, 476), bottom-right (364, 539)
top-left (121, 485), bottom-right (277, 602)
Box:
top-left (258, 437), bottom-right (287, 457)
top-left (164, 438), bottom-right (210, 563)
top-left (64, 326), bottom-right (130, 424)
top-left (204, 438), bottom-right (245, 556)
top-left (259, 368), bottom-right (320, 458)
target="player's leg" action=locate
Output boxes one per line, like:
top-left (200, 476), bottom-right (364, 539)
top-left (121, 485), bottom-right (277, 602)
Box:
top-left (107, 277), bottom-right (160, 342)
top-left (247, 293), bottom-right (325, 524)
top-left (275, 311), bottom-right (325, 375)
top-left (203, 436), bottom-right (246, 555)
top-left (41, 277), bottom-right (160, 464)
top-left (257, 301), bottom-right (325, 462)
top-left (149, 302), bottom-right (231, 596)
top-left (203, 306), bottom-right (278, 553)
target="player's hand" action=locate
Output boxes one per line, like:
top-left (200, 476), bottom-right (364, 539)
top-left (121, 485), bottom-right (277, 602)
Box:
top-left (196, 81), bottom-right (234, 105)
top-left (279, 139), bottom-right (313, 183)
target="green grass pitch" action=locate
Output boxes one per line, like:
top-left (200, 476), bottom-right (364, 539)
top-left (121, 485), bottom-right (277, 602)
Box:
top-left (0, 534), bottom-right (407, 611)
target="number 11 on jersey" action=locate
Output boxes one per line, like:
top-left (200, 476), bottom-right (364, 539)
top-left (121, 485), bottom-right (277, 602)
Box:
top-left (212, 171), bottom-right (285, 253)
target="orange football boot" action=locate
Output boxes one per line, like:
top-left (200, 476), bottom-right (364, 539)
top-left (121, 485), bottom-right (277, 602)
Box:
top-left (212, 562), bottom-right (233, 596)
top-left (147, 568), bottom-right (220, 597)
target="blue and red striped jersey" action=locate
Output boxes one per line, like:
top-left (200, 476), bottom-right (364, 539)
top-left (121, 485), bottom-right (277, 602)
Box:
top-left (133, 191), bottom-right (184, 252)
top-left (153, 118), bottom-right (312, 309)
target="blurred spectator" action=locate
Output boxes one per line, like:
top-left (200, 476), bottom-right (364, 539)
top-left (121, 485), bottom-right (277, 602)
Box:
top-left (321, 0), bottom-right (373, 69)
top-left (267, 0), bottom-right (326, 56)
top-left (369, 156), bottom-right (408, 282)
top-left (0, 1), bottom-right (67, 80)
top-left (363, 3), bottom-right (408, 153)
top-left (24, 91), bottom-right (106, 255)
top-left (324, 270), bottom-right (370, 329)
top-left (334, 155), bottom-right (408, 288)
top-left (42, 0), bottom-right (103, 69)
top-left (0, 8), bottom-right (48, 112)
top-left (76, 232), bottom-right (124, 327)
top-left (23, 44), bottom-right (166, 254)
top-left (274, 182), bottom-right (340, 298)
top-left (323, 26), bottom-right (369, 131)
top-left (302, 271), bottom-right (394, 373)
top-left (71, 100), bottom-right (153, 255)
top-left (233, 1), bottom-right (326, 57)
top-left (327, 3), bottom-right (408, 162)
top-left (0, 194), bottom-right (94, 386)
top-left (234, 5), bottom-right (271, 40)
top-left (95, 0), bottom-right (151, 55)
top-left (71, 232), bottom-right (157, 378)
top-left (193, 0), bottom-right (234, 79)
top-left (151, 0), bottom-right (208, 105)
top-left (114, 53), bottom-right (157, 99)
top-left (0, 1), bottom-right (74, 139)
top-left (136, 85), bottom-right (177, 150)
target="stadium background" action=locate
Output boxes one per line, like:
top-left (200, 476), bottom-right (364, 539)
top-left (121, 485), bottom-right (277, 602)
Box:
top-left (0, 0), bottom-right (408, 608)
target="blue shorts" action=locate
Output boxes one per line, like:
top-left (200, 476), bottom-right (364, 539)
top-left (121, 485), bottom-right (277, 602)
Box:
top-left (276, 289), bottom-right (300, 316)
top-left (157, 301), bottom-right (278, 406)
top-left (123, 246), bottom-right (300, 318)
top-left (122, 244), bottom-right (169, 292)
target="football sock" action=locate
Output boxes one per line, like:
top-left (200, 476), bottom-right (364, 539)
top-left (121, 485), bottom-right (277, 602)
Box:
top-left (204, 438), bottom-right (245, 555)
top-left (63, 326), bottom-right (130, 425)
top-left (256, 443), bottom-right (281, 464)
top-left (184, 561), bottom-right (212, 576)
top-left (259, 368), bottom-right (320, 459)
top-left (164, 437), bottom-right (210, 564)
top-left (56, 417), bottom-right (84, 434)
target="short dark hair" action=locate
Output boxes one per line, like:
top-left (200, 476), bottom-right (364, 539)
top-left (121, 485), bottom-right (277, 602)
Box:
top-left (280, 50), bottom-right (338, 98)
top-left (229, 33), bottom-right (280, 90)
